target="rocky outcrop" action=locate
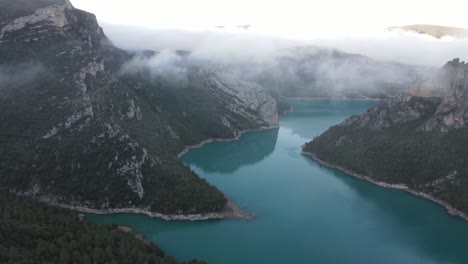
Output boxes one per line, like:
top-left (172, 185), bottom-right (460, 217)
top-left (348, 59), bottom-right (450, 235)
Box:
top-left (341, 95), bottom-right (441, 130)
top-left (303, 58), bottom-right (468, 218)
top-left (421, 59), bottom-right (468, 132)
top-left (342, 59), bottom-right (468, 132)
top-left (0, 0), bottom-right (278, 217)
top-left (193, 67), bottom-right (278, 126)
top-left (0, 0), bottom-right (72, 39)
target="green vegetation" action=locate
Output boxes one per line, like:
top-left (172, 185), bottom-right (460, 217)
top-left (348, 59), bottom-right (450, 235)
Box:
top-left (0, 71), bottom-right (229, 214)
top-left (0, 192), bottom-right (206, 264)
top-left (304, 101), bottom-right (468, 214)
top-left (0, 0), bottom-right (280, 215)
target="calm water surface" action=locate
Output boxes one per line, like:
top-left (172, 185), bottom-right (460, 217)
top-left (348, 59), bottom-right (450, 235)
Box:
top-left (88, 100), bottom-right (468, 264)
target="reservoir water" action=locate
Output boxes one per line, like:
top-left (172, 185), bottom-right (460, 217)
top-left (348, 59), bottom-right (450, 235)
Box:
top-left (88, 100), bottom-right (468, 264)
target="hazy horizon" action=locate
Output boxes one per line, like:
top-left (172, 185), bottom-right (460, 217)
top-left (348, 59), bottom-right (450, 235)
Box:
top-left (71, 0), bottom-right (468, 66)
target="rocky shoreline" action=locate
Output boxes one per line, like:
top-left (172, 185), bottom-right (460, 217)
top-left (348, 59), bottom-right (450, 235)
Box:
top-left (302, 151), bottom-right (468, 222)
top-left (177, 102), bottom-right (294, 159)
top-left (14, 111), bottom-right (292, 222)
top-left (15, 122), bottom-right (286, 222)
top-left (9, 121), bottom-right (287, 222)
top-left (177, 125), bottom-right (280, 158)
top-left (280, 96), bottom-right (382, 101)
top-left (29, 195), bottom-right (253, 221)
top-left (45, 124), bottom-right (284, 221)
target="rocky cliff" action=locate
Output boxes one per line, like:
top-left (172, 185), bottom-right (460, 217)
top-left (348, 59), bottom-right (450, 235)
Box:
top-left (340, 59), bottom-right (468, 132)
top-left (421, 59), bottom-right (468, 131)
top-left (304, 58), bottom-right (468, 217)
top-left (0, 0), bottom-right (279, 216)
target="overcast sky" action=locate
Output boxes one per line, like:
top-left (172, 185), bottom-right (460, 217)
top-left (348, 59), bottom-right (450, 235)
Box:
top-left (71, 0), bottom-right (467, 38)
top-left (70, 0), bottom-right (468, 66)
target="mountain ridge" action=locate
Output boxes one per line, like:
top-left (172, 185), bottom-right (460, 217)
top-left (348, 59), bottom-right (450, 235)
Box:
top-left (303, 58), bottom-right (468, 218)
top-left (0, 0), bottom-right (280, 218)
top-left (244, 45), bottom-right (434, 99)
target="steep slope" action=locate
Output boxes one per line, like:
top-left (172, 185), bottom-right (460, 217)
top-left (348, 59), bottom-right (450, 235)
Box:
top-left (0, 0), bottom-right (279, 217)
top-left (386, 25), bottom-right (468, 39)
top-left (0, 193), bottom-right (206, 264)
top-left (303, 59), bottom-right (468, 218)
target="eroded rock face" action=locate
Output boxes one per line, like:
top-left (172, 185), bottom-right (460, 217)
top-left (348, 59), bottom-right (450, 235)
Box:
top-left (342, 59), bottom-right (468, 132)
top-left (304, 58), bottom-right (468, 216)
top-left (0, 0), bottom-right (72, 39)
top-left (421, 59), bottom-right (468, 132)
top-left (194, 67), bottom-right (278, 126)
top-left (0, 0), bottom-right (278, 214)
top-left (342, 96), bottom-right (441, 130)
top-left (0, 0), bottom-right (151, 208)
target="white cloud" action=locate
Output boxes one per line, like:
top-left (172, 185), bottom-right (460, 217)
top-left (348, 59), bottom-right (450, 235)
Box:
top-left (69, 0), bottom-right (468, 67)
top-left (102, 22), bottom-right (468, 67)
top-left (71, 0), bottom-right (468, 39)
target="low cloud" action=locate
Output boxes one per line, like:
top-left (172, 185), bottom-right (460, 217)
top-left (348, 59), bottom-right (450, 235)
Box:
top-left (101, 22), bottom-right (468, 67)
top-left (0, 63), bottom-right (45, 89)
top-left (101, 22), bottom-right (304, 64)
top-left (121, 49), bottom-right (187, 77)
top-left (110, 24), bottom-right (465, 99)
top-left (311, 31), bottom-right (468, 67)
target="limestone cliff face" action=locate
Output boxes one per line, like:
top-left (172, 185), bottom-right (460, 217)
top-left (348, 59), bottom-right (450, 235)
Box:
top-left (342, 59), bottom-right (468, 132)
top-left (0, 0), bottom-right (72, 39)
top-left (193, 67), bottom-right (278, 127)
top-left (341, 96), bottom-right (441, 130)
top-left (304, 58), bottom-right (468, 216)
top-left (0, 0), bottom-right (278, 215)
top-left (422, 59), bottom-right (468, 131)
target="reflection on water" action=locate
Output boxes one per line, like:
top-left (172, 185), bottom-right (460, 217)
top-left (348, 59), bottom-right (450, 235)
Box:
top-left (87, 99), bottom-right (468, 264)
top-left (182, 128), bottom-right (279, 174)
top-left (327, 166), bottom-right (468, 264)
top-left (281, 99), bottom-right (380, 139)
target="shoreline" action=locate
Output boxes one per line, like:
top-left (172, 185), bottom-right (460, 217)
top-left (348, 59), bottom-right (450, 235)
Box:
top-left (280, 96), bottom-right (382, 101)
top-left (18, 193), bottom-right (253, 221)
top-left (17, 111), bottom-right (294, 222)
top-left (27, 122), bottom-right (284, 221)
top-left (177, 124), bottom-right (281, 158)
top-left (301, 151), bottom-right (468, 222)
top-left (172, 110), bottom-right (292, 219)
top-left (177, 105), bottom-right (293, 159)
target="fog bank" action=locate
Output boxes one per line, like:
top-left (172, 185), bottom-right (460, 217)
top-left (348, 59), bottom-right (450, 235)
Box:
top-left (101, 22), bottom-right (468, 67)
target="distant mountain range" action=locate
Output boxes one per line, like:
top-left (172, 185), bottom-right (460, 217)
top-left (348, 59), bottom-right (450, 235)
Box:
top-left (0, 0), bottom-right (439, 217)
top-left (255, 45), bottom-right (434, 99)
top-left (386, 24), bottom-right (468, 39)
top-left (2, 0), bottom-right (467, 262)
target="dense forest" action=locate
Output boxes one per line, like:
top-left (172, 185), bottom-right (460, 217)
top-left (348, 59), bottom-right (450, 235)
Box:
top-left (304, 97), bottom-right (468, 214)
top-left (0, 0), bottom-right (283, 216)
top-left (0, 193), bottom-right (206, 264)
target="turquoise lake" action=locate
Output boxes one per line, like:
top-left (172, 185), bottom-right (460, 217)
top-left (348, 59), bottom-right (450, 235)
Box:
top-left (88, 100), bottom-right (468, 264)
